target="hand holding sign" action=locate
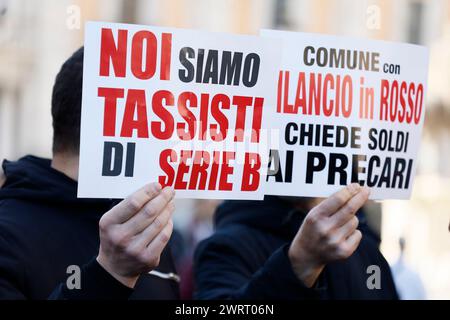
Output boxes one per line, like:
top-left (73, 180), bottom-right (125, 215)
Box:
top-left (97, 182), bottom-right (175, 288)
top-left (288, 183), bottom-right (369, 287)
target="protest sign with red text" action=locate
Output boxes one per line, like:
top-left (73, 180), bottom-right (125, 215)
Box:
top-left (78, 22), bottom-right (280, 199)
top-left (261, 30), bottom-right (429, 199)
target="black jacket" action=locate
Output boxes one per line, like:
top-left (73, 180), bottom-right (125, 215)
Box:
top-left (194, 196), bottom-right (398, 300)
top-left (0, 155), bottom-right (179, 300)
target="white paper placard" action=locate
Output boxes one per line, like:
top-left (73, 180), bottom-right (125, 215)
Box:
top-left (78, 22), bottom-right (281, 199)
top-left (261, 29), bottom-right (429, 200)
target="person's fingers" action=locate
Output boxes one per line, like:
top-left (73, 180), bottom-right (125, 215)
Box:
top-left (315, 183), bottom-right (361, 217)
top-left (328, 187), bottom-right (370, 227)
top-left (331, 216), bottom-right (359, 243)
top-left (122, 187), bottom-right (175, 234)
top-left (129, 202), bottom-right (174, 249)
top-left (343, 229), bottom-right (362, 255)
top-left (103, 183), bottom-right (162, 224)
top-left (142, 219), bottom-right (174, 265)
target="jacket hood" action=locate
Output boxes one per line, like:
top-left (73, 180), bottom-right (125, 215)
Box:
top-left (214, 196), bottom-right (305, 239)
top-left (215, 195), bottom-right (380, 244)
top-left (0, 155), bottom-right (111, 209)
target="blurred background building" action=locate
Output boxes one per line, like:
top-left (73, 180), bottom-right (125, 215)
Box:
top-left (0, 0), bottom-right (448, 299)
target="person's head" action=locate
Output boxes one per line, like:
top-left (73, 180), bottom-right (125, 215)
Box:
top-left (51, 47), bottom-right (84, 157)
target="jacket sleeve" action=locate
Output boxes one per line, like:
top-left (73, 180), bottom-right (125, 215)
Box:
top-left (0, 231), bottom-right (133, 300)
top-left (0, 232), bottom-right (27, 299)
top-left (193, 234), bottom-right (322, 300)
top-left (0, 229), bottom-right (26, 300)
top-left (48, 258), bottom-right (133, 300)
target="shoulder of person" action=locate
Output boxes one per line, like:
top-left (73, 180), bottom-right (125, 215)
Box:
top-left (194, 224), bottom-right (276, 266)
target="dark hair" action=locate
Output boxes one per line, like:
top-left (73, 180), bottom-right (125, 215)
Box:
top-left (51, 47), bottom-right (84, 155)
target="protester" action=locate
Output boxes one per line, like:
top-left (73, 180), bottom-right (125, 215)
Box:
top-left (194, 185), bottom-right (399, 299)
top-left (0, 46), bottom-right (399, 301)
top-left (0, 48), bottom-right (179, 299)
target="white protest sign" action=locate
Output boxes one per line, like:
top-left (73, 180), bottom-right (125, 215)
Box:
top-left (78, 22), bottom-right (281, 199)
top-left (261, 29), bottom-right (429, 199)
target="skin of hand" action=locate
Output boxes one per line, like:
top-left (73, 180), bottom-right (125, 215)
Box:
top-left (96, 182), bottom-right (175, 288)
top-left (288, 183), bottom-right (370, 288)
